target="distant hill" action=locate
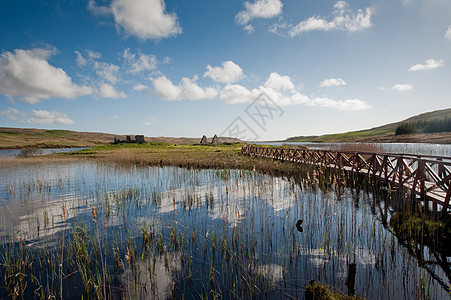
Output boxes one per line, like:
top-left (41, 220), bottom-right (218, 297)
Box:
top-left (0, 127), bottom-right (242, 149)
top-left (285, 108), bottom-right (451, 144)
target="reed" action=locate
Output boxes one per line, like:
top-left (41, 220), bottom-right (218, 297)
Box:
top-left (0, 146), bottom-right (449, 299)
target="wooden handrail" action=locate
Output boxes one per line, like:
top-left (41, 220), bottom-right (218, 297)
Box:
top-left (242, 145), bottom-right (451, 216)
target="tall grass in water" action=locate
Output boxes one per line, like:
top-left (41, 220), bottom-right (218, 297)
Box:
top-left (0, 160), bottom-right (449, 299)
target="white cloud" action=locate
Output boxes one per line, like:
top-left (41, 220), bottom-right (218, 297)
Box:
top-left (75, 51), bottom-right (87, 67)
top-left (269, 21), bottom-right (289, 36)
top-left (220, 84), bottom-right (254, 104)
top-left (94, 62), bottom-right (120, 84)
top-left (306, 98), bottom-right (370, 111)
top-left (0, 107), bottom-right (74, 124)
top-left (290, 1), bottom-right (372, 37)
top-left (143, 115), bottom-right (159, 126)
top-left (220, 72), bottom-right (370, 110)
top-left (446, 25), bottom-right (451, 39)
top-left (87, 50), bottom-right (101, 60)
top-left (264, 72), bottom-right (294, 91)
top-left (152, 70), bottom-right (369, 110)
top-left (87, 0), bottom-right (111, 16)
top-left (133, 83), bottom-right (149, 91)
top-left (123, 48), bottom-right (158, 73)
top-left (236, 0), bottom-right (283, 29)
top-left (153, 75), bottom-right (217, 101)
top-left (28, 110), bottom-right (75, 124)
top-left (98, 83), bottom-right (126, 99)
top-left (408, 59), bottom-right (444, 72)
top-left (392, 84), bottom-right (413, 92)
top-left (0, 48), bottom-right (92, 103)
top-left (75, 50), bottom-right (101, 67)
top-left (320, 78), bottom-right (346, 87)
top-left (244, 24), bottom-right (254, 34)
top-left (204, 61), bottom-right (243, 83)
top-left (153, 76), bottom-right (181, 100)
top-left (110, 0), bottom-right (182, 40)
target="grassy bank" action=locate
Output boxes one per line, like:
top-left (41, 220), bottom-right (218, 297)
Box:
top-left (5, 142), bottom-right (305, 176)
top-left (73, 143), bottom-right (307, 174)
top-left (0, 128), bottom-right (119, 149)
top-left (286, 108), bottom-right (451, 144)
top-left (0, 127), bottom-right (242, 149)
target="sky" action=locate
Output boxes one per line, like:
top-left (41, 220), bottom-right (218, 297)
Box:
top-left (0, 0), bottom-right (450, 141)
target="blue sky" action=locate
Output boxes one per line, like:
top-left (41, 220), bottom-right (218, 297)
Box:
top-left (0, 0), bottom-right (450, 140)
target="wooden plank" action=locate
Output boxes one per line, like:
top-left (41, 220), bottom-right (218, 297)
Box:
top-left (242, 145), bottom-right (450, 214)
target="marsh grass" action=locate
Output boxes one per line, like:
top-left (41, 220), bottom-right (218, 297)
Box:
top-left (0, 144), bottom-right (450, 299)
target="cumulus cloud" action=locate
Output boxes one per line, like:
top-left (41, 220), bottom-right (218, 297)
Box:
top-left (320, 78), bottom-right (346, 87)
top-left (220, 84), bottom-right (254, 104)
top-left (0, 48), bottom-right (92, 103)
top-left (264, 72), bottom-right (294, 91)
top-left (220, 72), bottom-right (370, 110)
top-left (204, 61), bottom-right (243, 83)
top-left (236, 0), bottom-right (283, 29)
top-left (98, 83), bottom-right (126, 99)
top-left (408, 59), bottom-right (444, 72)
top-left (445, 25), bottom-right (451, 39)
top-left (133, 83), bottom-right (149, 91)
top-left (290, 1), bottom-right (372, 37)
top-left (123, 48), bottom-right (158, 73)
top-left (0, 107), bottom-right (74, 124)
top-left (153, 75), bottom-right (217, 101)
top-left (88, 0), bottom-right (182, 40)
top-left (94, 62), bottom-right (120, 84)
top-left (392, 84), bottom-right (413, 92)
top-left (152, 69), bottom-right (369, 110)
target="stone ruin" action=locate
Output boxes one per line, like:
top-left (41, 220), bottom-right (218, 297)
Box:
top-left (113, 135), bottom-right (145, 144)
top-left (200, 134), bottom-right (220, 145)
top-left (135, 135), bottom-right (145, 144)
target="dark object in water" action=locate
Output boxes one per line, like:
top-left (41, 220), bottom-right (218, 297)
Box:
top-left (346, 262), bottom-right (357, 295)
top-left (296, 219), bottom-right (303, 232)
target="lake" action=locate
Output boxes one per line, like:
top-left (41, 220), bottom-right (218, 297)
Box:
top-left (0, 148), bottom-right (90, 159)
top-left (261, 142), bottom-right (451, 157)
top-left (1, 161), bottom-right (449, 299)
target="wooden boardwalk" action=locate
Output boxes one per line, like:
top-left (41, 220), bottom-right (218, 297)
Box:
top-left (242, 145), bottom-right (451, 216)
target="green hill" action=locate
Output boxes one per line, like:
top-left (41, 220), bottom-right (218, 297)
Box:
top-left (286, 108), bottom-right (451, 143)
top-left (0, 127), bottom-right (243, 149)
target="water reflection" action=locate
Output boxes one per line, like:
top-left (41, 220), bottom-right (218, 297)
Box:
top-left (0, 147), bottom-right (90, 159)
top-left (261, 142), bottom-right (451, 157)
top-left (0, 162), bottom-right (449, 299)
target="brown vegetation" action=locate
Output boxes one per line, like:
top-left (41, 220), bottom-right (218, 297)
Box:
top-left (0, 127), bottom-right (242, 149)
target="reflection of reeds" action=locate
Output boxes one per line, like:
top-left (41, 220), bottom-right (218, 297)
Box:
top-left (0, 158), bottom-right (449, 299)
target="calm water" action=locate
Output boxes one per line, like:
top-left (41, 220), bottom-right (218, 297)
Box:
top-left (262, 142), bottom-right (451, 157)
top-left (0, 162), bottom-right (449, 299)
top-left (0, 147), bottom-right (90, 158)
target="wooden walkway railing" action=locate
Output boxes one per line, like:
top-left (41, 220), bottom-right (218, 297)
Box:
top-left (242, 145), bottom-right (451, 216)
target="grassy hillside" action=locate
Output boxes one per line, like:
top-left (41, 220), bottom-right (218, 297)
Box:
top-left (0, 127), bottom-right (242, 149)
top-left (0, 128), bottom-right (123, 149)
top-left (286, 108), bottom-right (451, 143)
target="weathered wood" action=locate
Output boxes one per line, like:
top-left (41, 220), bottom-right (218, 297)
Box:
top-left (242, 145), bottom-right (451, 215)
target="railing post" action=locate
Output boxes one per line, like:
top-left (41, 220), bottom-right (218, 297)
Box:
top-left (397, 157), bottom-right (404, 187)
top-left (442, 188), bottom-right (451, 218)
top-left (418, 160), bottom-right (426, 202)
